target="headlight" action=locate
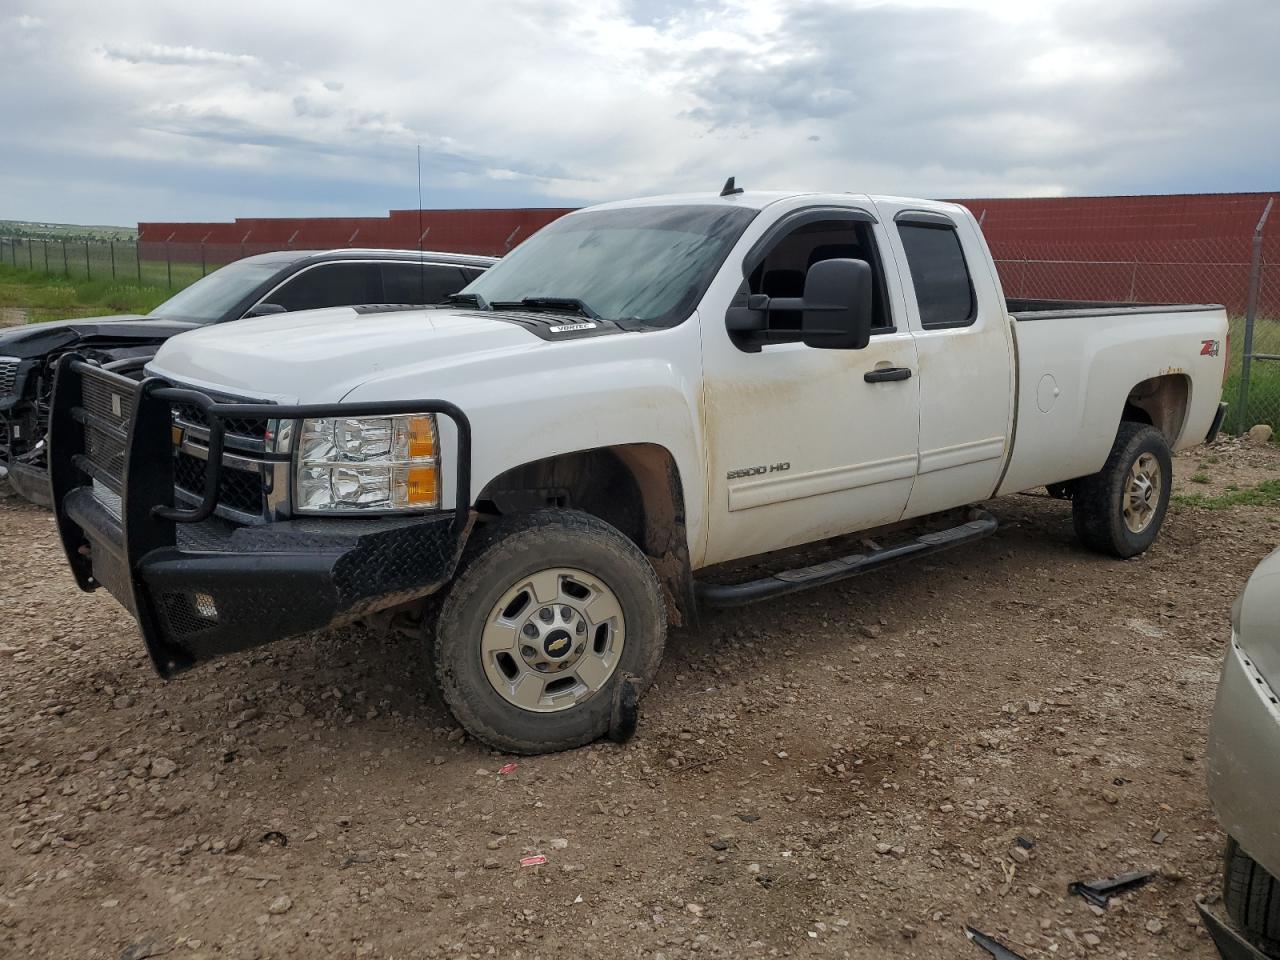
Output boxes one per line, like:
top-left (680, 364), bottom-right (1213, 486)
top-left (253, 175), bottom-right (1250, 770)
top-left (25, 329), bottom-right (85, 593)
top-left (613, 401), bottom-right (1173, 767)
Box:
top-left (293, 414), bottom-right (439, 513)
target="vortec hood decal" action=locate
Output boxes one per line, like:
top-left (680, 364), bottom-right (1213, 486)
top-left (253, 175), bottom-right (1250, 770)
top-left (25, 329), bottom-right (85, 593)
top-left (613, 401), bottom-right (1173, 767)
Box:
top-left (487, 312), bottom-right (623, 342)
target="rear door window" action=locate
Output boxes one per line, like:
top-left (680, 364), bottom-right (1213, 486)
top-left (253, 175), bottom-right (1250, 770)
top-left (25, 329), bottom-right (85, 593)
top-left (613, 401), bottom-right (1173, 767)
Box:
top-left (269, 263), bottom-right (379, 312)
top-left (380, 263), bottom-right (469, 304)
top-left (897, 222), bottom-right (976, 329)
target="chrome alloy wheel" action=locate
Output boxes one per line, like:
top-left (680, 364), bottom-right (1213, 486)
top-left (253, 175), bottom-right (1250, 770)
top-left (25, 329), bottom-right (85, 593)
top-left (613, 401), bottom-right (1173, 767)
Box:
top-left (480, 568), bottom-right (625, 713)
top-left (1123, 452), bottom-right (1162, 534)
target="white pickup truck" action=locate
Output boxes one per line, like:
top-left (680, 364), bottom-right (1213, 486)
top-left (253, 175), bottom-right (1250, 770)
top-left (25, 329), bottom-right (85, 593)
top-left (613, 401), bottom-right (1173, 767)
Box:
top-left (50, 185), bottom-right (1230, 753)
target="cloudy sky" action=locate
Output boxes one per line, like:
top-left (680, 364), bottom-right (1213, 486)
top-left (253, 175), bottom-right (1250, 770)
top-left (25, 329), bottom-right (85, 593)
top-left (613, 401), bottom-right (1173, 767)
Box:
top-left (1, 0), bottom-right (1276, 226)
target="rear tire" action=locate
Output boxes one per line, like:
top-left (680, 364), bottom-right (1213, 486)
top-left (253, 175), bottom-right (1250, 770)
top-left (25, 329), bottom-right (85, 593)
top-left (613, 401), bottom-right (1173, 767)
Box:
top-left (1224, 837), bottom-right (1280, 956)
top-left (1072, 422), bottom-right (1172, 558)
top-left (434, 509), bottom-right (665, 754)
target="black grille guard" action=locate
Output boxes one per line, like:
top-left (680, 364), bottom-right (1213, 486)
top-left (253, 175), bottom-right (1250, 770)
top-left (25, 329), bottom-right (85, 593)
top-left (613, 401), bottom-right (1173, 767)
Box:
top-left (48, 353), bottom-right (474, 676)
top-left (51, 354), bottom-right (471, 531)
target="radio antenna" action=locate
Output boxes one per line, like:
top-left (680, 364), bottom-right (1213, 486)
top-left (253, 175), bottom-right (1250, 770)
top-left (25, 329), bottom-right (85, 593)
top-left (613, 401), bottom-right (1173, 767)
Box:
top-left (417, 144), bottom-right (425, 305)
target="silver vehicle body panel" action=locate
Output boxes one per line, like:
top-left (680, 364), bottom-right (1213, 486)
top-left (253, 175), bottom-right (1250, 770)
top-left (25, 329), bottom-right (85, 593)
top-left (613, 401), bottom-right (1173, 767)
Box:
top-left (1207, 549), bottom-right (1280, 880)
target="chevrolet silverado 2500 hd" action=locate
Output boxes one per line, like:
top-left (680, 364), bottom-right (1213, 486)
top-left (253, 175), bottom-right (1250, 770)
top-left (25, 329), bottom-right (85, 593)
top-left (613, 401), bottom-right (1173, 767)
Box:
top-left (0, 249), bottom-right (494, 506)
top-left (49, 188), bottom-right (1230, 753)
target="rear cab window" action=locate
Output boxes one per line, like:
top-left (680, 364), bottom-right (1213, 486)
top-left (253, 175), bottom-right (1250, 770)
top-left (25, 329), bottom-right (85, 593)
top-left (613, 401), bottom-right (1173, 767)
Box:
top-left (896, 217), bottom-right (976, 329)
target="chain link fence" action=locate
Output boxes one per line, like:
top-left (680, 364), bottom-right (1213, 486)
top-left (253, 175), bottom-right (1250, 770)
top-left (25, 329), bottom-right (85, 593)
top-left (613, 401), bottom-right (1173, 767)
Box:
top-left (2, 212), bottom-right (1278, 433)
top-left (992, 204), bottom-right (1277, 434)
top-left (0, 237), bottom-right (286, 290)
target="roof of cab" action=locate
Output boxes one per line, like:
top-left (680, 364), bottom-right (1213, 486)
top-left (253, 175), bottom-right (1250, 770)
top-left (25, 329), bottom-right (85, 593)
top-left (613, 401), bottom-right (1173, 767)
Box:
top-left (576, 190), bottom-right (971, 220)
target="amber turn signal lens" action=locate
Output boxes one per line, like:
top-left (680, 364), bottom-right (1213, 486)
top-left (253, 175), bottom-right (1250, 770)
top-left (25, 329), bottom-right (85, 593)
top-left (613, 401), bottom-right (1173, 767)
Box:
top-left (406, 416), bottom-right (437, 460)
top-left (405, 465), bottom-right (438, 505)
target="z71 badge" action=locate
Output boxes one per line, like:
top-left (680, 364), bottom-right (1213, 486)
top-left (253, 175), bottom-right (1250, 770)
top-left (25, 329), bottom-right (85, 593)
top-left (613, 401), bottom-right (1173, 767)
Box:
top-left (1201, 339), bottom-right (1221, 357)
top-left (727, 462), bottom-right (790, 480)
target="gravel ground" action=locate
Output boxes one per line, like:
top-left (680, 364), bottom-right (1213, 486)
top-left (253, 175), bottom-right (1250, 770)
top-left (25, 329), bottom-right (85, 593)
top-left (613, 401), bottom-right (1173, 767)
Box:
top-left (1, 439), bottom-right (1278, 960)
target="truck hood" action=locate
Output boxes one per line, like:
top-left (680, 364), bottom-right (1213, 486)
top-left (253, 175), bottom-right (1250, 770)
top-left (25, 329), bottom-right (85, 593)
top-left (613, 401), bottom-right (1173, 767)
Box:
top-left (0, 314), bottom-right (200, 360)
top-left (147, 306), bottom-right (547, 402)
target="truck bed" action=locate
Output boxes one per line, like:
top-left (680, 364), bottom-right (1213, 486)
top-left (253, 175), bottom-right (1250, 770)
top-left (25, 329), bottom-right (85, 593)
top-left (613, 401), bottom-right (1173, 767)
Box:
top-left (998, 298), bottom-right (1229, 497)
top-left (1008, 298), bottom-right (1224, 320)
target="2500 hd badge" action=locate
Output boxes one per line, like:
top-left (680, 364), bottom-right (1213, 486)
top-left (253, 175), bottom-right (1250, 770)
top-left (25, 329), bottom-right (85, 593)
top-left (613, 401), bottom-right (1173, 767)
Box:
top-left (727, 462), bottom-right (791, 480)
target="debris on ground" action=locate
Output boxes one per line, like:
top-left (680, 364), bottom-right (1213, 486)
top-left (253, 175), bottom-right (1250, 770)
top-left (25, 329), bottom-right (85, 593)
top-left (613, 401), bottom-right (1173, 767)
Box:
top-left (964, 926), bottom-right (1027, 960)
top-left (1197, 902), bottom-right (1270, 960)
top-left (1069, 869), bottom-right (1156, 907)
top-left (119, 942), bottom-right (169, 960)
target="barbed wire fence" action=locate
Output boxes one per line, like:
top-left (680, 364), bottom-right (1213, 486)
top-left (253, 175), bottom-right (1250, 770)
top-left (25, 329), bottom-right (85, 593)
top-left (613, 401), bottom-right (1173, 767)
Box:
top-left (1, 206), bottom-right (1277, 432)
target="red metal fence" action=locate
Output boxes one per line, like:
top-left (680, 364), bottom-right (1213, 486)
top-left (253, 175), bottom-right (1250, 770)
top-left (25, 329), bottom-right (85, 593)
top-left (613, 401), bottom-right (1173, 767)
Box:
top-left (138, 208), bottom-right (575, 261)
top-left (961, 193), bottom-right (1279, 317)
top-left (140, 192), bottom-right (1279, 315)
top-left (4, 191), bottom-right (1280, 430)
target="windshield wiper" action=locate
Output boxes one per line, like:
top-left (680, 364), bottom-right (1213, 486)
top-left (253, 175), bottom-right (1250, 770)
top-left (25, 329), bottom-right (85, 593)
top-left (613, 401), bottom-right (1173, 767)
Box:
top-left (490, 297), bottom-right (600, 320)
top-left (445, 292), bottom-right (490, 310)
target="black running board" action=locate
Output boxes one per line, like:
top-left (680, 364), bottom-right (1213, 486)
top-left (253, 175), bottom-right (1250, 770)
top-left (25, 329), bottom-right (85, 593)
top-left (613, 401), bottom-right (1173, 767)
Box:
top-left (695, 508), bottom-right (998, 609)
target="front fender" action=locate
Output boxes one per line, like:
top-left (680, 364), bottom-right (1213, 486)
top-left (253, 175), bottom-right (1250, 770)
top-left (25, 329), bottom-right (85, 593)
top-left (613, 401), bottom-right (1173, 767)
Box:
top-left (340, 322), bottom-right (708, 564)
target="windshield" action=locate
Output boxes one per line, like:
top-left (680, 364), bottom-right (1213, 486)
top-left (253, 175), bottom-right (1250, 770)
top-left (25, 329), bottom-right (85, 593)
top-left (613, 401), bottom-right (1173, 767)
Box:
top-left (461, 204), bottom-right (758, 328)
top-left (149, 259), bottom-right (286, 324)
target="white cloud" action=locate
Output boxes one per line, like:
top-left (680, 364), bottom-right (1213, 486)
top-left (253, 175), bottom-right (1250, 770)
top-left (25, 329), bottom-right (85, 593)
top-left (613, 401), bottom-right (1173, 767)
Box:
top-left (0, 0), bottom-right (1274, 225)
top-left (101, 42), bottom-right (260, 67)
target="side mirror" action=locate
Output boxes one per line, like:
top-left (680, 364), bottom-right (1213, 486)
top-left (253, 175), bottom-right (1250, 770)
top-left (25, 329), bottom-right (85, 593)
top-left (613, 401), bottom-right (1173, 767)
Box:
top-left (244, 302), bottom-right (287, 319)
top-left (797, 259), bottom-right (874, 350)
top-left (725, 259), bottom-right (875, 351)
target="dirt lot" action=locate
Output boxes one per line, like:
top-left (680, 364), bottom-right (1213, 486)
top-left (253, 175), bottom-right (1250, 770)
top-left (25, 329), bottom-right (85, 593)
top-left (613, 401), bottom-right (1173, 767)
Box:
top-left (1, 441), bottom-right (1278, 960)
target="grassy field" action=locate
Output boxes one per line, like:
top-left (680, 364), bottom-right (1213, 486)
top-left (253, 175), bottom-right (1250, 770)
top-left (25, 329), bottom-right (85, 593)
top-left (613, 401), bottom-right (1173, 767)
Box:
top-left (1224, 314), bottom-right (1280, 433)
top-left (0, 239), bottom-right (208, 292)
top-left (0, 219), bottom-right (136, 241)
top-left (1174, 478), bottom-right (1280, 509)
top-left (0, 264), bottom-right (183, 323)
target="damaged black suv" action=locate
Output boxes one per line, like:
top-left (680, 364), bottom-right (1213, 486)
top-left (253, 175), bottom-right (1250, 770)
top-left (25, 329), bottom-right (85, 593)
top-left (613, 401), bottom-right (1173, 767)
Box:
top-left (0, 248), bottom-right (494, 505)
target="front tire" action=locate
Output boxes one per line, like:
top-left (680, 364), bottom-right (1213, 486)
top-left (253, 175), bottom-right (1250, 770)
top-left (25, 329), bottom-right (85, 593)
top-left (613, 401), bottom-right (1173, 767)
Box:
top-left (434, 510), bottom-right (666, 754)
top-left (1072, 422), bottom-right (1172, 558)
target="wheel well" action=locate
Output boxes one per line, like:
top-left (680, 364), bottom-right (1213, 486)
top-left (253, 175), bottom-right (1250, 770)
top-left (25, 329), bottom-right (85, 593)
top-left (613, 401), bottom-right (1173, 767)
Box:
top-left (476, 444), bottom-right (695, 626)
top-left (1123, 374), bottom-right (1189, 446)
